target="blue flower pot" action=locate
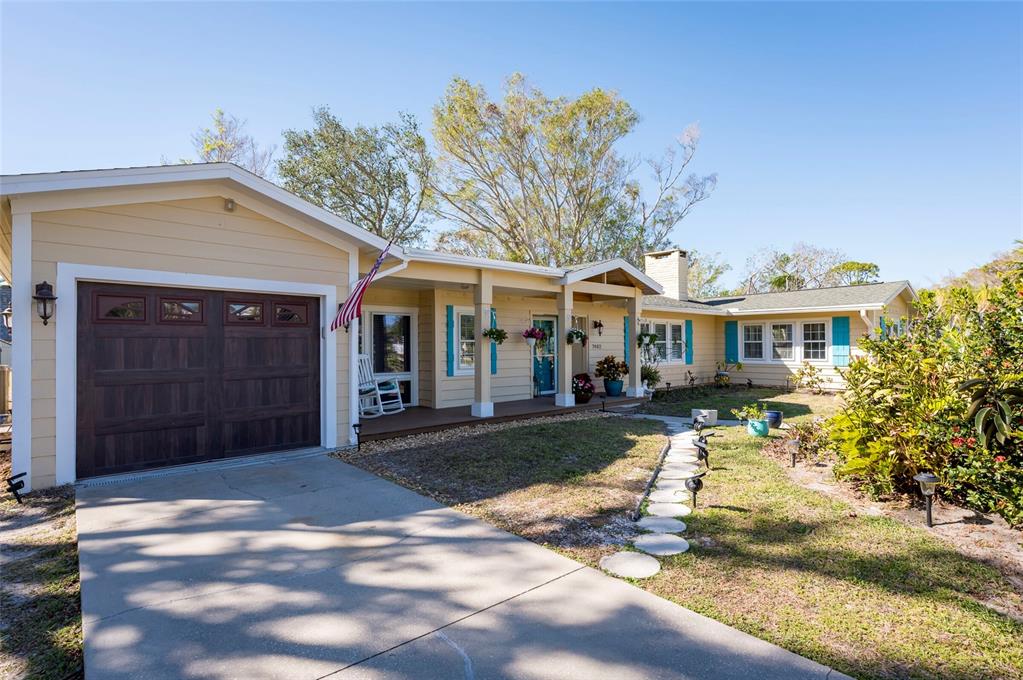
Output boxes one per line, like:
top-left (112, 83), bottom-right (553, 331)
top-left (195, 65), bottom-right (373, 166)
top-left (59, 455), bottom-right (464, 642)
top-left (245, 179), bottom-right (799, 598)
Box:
top-left (765, 410), bottom-right (784, 428)
top-left (604, 379), bottom-right (624, 397)
top-left (747, 419), bottom-right (770, 437)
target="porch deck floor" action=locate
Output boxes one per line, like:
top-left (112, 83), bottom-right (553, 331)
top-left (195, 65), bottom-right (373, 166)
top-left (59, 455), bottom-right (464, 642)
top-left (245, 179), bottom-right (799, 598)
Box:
top-left (358, 394), bottom-right (647, 441)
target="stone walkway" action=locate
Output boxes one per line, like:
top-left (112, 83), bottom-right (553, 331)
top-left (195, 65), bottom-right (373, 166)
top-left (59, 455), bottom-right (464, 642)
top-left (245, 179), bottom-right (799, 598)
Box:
top-left (601, 421), bottom-right (701, 578)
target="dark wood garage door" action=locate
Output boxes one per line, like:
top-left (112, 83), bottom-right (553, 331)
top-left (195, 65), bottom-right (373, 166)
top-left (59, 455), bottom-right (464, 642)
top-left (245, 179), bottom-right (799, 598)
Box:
top-left (77, 282), bottom-right (320, 478)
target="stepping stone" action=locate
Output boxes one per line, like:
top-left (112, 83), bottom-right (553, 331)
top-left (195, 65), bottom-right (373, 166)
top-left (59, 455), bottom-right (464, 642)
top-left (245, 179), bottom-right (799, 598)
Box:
top-left (648, 488), bottom-right (682, 503)
top-left (634, 534), bottom-right (690, 556)
top-left (599, 551), bottom-right (661, 578)
top-left (636, 516), bottom-right (687, 533)
top-left (646, 502), bottom-right (692, 517)
top-left (654, 479), bottom-right (688, 493)
top-left (659, 468), bottom-right (700, 480)
top-left (665, 456), bottom-right (699, 465)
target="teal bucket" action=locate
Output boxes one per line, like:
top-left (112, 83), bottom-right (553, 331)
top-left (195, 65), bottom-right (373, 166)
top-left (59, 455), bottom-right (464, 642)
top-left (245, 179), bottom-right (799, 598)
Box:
top-left (747, 419), bottom-right (770, 437)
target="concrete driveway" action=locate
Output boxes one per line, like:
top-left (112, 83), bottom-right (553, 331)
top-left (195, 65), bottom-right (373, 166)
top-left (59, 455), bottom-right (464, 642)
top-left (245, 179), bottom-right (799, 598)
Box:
top-left (76, 451), bottom-right (845, 680)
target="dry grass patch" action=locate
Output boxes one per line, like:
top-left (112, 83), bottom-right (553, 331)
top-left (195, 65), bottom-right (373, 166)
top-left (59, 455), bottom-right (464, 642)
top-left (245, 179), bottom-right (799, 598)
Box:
top-left (0, 453), bottom-right (83, 680)
top-left (337, 412), bottom-right (665, 560)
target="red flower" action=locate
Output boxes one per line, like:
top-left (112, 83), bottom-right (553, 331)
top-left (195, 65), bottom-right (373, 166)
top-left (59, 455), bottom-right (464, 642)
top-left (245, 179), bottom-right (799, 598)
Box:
top-left (995, 455), bottom-right (1007, 463)
top-left (951, 437), bottom-right (965, 447)
top-left (966, 437), bottom-right (976, 447)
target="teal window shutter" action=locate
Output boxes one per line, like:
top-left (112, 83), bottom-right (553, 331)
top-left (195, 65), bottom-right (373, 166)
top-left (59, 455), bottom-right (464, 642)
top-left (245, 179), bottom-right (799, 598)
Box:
top-left (832, 316), bottom-right (850, 367)
top-left (685, 320), bottom-right (694, 365)
top-left (490, 308), bottom-right (498, 375)
top-left (446, 305), bottom-right (455, 377)
top-left (724, 320), bottom-right (738, 363)
top-left (623, 316), bottom-right (630, 365)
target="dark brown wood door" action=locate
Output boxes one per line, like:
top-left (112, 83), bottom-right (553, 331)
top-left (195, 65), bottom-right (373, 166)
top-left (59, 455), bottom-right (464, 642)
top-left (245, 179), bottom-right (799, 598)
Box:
top-left (77, 283), bottom-right (320, 478)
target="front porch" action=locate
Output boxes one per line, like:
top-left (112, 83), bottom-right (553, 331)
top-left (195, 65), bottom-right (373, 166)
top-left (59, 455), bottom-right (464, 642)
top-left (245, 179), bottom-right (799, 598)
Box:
top-left (358, 393), bottom-right (647, 441)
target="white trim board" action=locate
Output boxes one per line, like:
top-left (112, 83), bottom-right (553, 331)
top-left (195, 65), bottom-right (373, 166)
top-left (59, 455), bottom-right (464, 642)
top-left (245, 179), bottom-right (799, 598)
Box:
top-left (10, 212), bottom-right (32, 490)
top-left (54, 263), bottom-right (338, 484)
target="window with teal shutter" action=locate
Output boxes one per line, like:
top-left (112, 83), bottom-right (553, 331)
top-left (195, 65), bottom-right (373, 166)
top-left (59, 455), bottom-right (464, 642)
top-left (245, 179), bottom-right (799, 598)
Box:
top-left (832, 316), bottom-right (850, 367)
top-left (623, 316), bottom-right (630, 366)
top-left (724, 320), bottom-right (738, 363)
top-left (685, 320), bottom-right (694, 365)
top-left (490, 308), bottom-right (497, 375)
top-left (446, 305), bottom-right (455, 377)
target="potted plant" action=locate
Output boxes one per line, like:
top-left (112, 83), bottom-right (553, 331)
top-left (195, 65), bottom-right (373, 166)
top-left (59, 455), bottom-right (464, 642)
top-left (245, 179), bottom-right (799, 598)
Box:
top-left (715, 360), bottom-right (743, 387)
top-left (482, 327), bottom-right (508, 344)
top-left (522, 326), bottom-right (546, 349)
top-left (595, 354), bottom-right (629, 397)
top-left (572, 372), bottom-right (595, 403)
top-left (566, 328), bottom-right (588, 345)
top-left (732, 403), bottom-right (770, 437)
top-left (764, 409), bottom-right (784, 428)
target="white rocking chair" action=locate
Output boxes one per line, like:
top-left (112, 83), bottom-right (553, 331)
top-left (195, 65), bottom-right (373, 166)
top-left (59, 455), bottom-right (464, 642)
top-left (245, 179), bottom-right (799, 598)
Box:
top-left (358, 354), bottom-right (404, 418)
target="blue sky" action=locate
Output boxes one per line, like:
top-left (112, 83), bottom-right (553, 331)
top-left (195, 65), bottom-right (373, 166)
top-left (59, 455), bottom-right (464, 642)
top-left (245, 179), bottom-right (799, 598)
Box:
top-left (2, 2), bottom-right (1020, 288)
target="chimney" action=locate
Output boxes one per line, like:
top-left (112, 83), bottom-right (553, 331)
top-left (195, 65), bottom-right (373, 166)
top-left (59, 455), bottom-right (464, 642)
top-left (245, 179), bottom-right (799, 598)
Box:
top-left (644, 249), bottom-right (688, 300)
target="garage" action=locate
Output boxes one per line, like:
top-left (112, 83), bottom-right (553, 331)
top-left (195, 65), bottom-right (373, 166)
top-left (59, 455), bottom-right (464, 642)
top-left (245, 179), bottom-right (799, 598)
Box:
top-left (76, 282), bottom-right (321, 478)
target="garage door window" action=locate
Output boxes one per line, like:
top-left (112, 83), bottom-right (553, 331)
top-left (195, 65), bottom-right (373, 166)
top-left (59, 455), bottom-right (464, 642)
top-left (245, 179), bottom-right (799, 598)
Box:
top-left (273, 302), bottom-right (308, 325)
top-left (160, 299), bottom-right (203, 322)
top-left (227, 301), bottom-right (264, 323)
top-left (96, 295), bottom-right (146, 321)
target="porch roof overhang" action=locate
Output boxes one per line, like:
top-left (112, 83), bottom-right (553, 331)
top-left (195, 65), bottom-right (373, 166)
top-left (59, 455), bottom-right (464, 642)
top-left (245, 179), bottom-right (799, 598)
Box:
top-left (559, 258), bottom-right (662, 295)
top-left (0, 163), bottom-right (404, 260)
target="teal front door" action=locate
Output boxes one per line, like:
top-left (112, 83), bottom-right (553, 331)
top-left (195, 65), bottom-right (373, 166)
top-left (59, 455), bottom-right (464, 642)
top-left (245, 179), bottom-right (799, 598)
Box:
top-left (532, 317), bottom-right (557, 395)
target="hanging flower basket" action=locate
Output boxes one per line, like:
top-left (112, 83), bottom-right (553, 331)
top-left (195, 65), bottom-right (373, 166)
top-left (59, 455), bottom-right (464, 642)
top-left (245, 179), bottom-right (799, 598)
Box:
top-left (482, 327), bottom-right (508, 344)
top-left (522, 327), bottom-right (546, 348)
top-left (566, 328), bottom-right (588, 345)
top-left (636, 332), bottom-right (656, 347)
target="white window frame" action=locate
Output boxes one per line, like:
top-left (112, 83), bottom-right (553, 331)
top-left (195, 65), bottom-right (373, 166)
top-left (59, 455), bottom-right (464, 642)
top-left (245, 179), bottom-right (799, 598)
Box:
top-left (770, 322), bottom-right (795, 361)
top-left (740, 322), bottom-right (766, 362)
top-left (454, 306), bottom-right (476, 376)
top-left (361, 305), bottom-right (419, 406)
top-left (800, 320), bottom-right (829, 362)
top-left (640, 318), bottom-right (686, 363)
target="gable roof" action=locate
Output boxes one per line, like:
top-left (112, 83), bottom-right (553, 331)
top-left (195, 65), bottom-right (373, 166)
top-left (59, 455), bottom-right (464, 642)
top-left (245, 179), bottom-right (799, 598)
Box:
top-left (700, 281), bottom-right (915, 314)
top-left (0, 163), bottom-right (400, 257)
top-left (642, 295), bottom-right (724, 314)
top-left (559, 258), bottom-right (662, 294)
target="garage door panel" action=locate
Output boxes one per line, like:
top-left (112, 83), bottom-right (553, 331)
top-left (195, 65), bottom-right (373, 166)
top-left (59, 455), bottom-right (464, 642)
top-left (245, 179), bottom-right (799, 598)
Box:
top-left (78, 283), bottom-right (320, 478)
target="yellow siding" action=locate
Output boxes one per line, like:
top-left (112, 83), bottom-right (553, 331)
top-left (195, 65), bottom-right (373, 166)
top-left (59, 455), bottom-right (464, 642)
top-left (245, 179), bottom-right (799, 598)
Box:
top-left (636, 312), bottom-right (720, 386)
top-left (28, 195), bottom-right (352, 489)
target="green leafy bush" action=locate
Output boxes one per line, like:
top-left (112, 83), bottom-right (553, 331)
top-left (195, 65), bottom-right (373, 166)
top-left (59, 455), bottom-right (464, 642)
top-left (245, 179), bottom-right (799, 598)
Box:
top-left (830, 257), bottom-right (1023, 526)
top-left (641, 364), bottom-right (661, 388)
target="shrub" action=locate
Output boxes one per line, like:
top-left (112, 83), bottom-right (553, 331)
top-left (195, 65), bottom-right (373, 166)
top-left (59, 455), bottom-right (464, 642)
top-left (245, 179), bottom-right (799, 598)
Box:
top-left (641, 364), bottom-right (661, 388)
top-left (594, 355), bottom-right (629, 381)
top-left (830, 258), bottom-right (1023, 526)
top-left (793, 361), bottom-right (824, 394)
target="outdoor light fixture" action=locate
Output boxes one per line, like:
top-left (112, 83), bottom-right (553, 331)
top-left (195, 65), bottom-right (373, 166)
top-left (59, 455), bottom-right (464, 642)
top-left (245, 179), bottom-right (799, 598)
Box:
top-left (592, 320), bottom-right (603, 336)
top-left (1, 306), bottom-right (11, 331)
top-left (33, 282), bottom-right (57, 325)
top-left (665, 382), bottom-right (671, 394)
top-left (913, 472), bottom-right (940, 527)
top-left (224, 198), bottom-right (235, 212)
top-left (352, 423), bottom-right (362, 451)
top-left (600, 397), bottom-right (606, 412)
top-left (693, 415), bottom-right (705, 433)
top-left (6, 472), bottom-right (26, 504)
top-left (787, 437), bottom-right (801, 468)
top-left (685, 471), bottom-right (707, 509)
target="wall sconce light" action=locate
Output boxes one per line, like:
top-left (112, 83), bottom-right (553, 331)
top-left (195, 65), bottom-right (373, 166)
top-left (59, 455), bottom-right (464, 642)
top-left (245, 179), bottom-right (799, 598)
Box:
top-left (593, 320), bottom-right (604, 336)
top-left (33, 282), bottom-right (57, 325)
top-left (1, 306), bottom-right (11, 331)
top-left (224, 198), bottom-right (236, 212)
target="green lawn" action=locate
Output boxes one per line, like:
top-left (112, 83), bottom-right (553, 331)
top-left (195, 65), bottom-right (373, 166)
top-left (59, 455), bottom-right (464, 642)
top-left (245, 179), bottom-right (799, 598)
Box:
top-left (642, 424), bottom-right (1023, 680)
top-left (642, 386), bottom-right (842, 425)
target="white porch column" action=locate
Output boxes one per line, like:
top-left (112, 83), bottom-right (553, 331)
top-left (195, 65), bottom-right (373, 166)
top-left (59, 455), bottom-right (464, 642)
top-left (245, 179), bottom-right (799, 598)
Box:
top-left (555, 286), bottom-right (575, 406)
top-left (626, 290), bottom-right (643, 397)
top-left (472, 270), bottom-right (494, 417)
top-left (11, 210), bottom-right (32, 491)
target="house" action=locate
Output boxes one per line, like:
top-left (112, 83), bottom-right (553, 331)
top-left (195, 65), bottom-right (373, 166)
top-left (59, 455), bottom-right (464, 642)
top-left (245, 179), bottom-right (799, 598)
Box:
top-left (0, 164), bottom-right (915, 491)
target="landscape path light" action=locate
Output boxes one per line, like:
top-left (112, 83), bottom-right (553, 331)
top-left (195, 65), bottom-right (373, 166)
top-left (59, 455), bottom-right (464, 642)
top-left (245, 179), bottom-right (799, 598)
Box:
top-left (685, 470), bottom-right (707, 508)
top-left (913, 472), bottom-right (940, 527)
top-left (786, 437), bottom-right (801, 468)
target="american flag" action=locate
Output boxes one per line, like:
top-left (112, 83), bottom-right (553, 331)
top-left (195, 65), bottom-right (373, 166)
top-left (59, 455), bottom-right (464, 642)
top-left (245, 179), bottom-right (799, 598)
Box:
top-left (332, 242), bottom-right (392, 332)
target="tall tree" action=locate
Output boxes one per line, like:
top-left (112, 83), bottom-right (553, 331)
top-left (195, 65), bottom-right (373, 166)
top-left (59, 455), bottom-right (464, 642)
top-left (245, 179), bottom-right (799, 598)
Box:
top-left (431, 74), bottom-right (715, 267)
top-left (686, 250), bottom-right (731, 298)
top-left (183, 108), bottom-right (275, 177)
top-left (828, 261), bottom-right (881, 286)
top-left (737, 243), bottom-right (878, 293)
top-left (277, 108), bottom-right (433, 246)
